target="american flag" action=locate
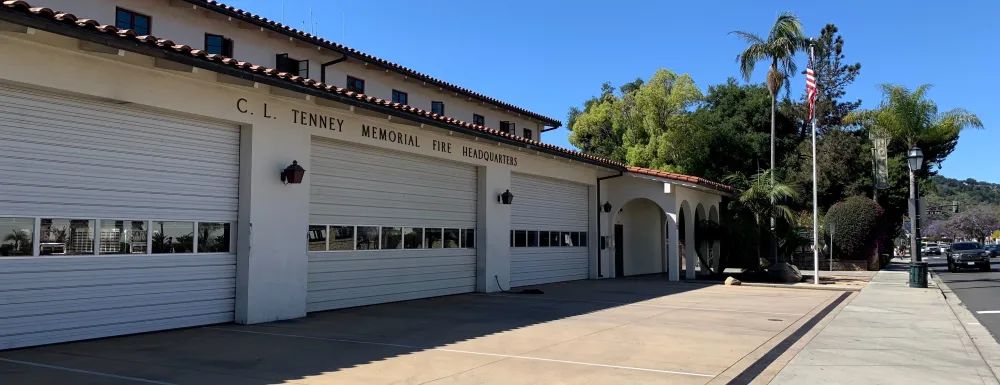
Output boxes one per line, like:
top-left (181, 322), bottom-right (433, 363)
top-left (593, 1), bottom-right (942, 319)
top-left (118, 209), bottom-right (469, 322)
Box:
top-left (806, 56), bottom-right (817, 121)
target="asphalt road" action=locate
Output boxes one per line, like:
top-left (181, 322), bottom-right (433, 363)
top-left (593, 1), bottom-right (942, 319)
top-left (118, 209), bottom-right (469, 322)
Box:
top-left (924, 254), bottom-right (1000, 343)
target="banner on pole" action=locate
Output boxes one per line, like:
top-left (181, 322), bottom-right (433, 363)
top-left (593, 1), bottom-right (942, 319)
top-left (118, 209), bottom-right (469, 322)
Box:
top-left (873, 136), bottom-right (889, 190)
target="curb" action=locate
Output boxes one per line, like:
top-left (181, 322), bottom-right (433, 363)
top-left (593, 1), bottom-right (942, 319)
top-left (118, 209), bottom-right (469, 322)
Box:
top-left (736, 282), bottom-right (862, 292)
top-left (930, 271), bottom-right (1000, 381)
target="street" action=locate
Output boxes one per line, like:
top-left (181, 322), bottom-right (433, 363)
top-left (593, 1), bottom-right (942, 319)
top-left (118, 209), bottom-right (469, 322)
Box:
top-left (925, 255), bottom-right (1000, 344)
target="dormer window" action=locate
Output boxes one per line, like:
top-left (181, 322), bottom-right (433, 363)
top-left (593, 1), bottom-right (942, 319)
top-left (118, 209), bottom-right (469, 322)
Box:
top-left (392, 90), bottom-right (408, 105)
top-left (205, 34), bottom-right (233, 57)
top-left (276, 54), bottom-right (309, 77)
top-left (500, 121), bottom-right (516, 135)
top-left (473, 114), bottom-right (485, 126)
top-left (347, 76), bottom-right (365, 93)
top-left (431, 101), bottom-right (445, 115)
top-left (115, 8), bottom-right (151, 35)
top-left (524, 128), bottom-right (533, 140)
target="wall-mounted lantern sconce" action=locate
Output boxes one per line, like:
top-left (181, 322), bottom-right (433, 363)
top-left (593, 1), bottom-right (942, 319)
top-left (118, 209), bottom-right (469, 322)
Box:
top-left (498, 189), bottom-right (514, 205)
top-left (280, 160), bottom-right (306, 185)
top-left (602, 201), bottom-right (612, 213)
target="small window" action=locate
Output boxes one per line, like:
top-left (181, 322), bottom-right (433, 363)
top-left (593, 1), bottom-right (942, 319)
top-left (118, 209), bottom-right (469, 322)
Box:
top-left (198, 223), bottom-right (231, 253)
top-left (151, 221), bottom-right (193, 254)
top-left (347, 76), bottom-right (365, 93)
top-left (357, 226), bottom-right (380, 250)
top-left (527, 231), bottom-right (538, 247)
top-left (308, 225), bottom-right (327, 251)
top-left (562, 232), bottom-right (575, 247)
top-left (100, 220), bottom-right (147, 254)
top-left (549, 231), bottom-right (561, 247)
top-left (444, 228), bottom-right (460, 248)
top-left (473, 114), bottom-right (485, 126)
top-left (463, 229), bottom-right (475, 249)
top-left (382, 227), bottom-right (402, 249)
top-left (116, 8), bottom-right (151, 35)
top-left (425, 228), bottom-right (443, 248)
top-left (524, 128), bottom-right (533, 140)
top-left (570, 232), bottom-right (581, 248)
top-left (392, 90), bottom-right (408, 104)
top-left (539, 231), bottom-right (550, 247)
top-left (431, 101), bottom-right (445, 115)
top-left (0, 217), bottom-right (34, 256)
top-left (510, 230), bottom-right (514, 247)
top-left (329, 226), bottom-right (355, 251)
top-left (404, 227), bottom-right (423, 249)
top-left (205, 34), bottom-right (234, 56)
top-left (276, 54), bottom-right (309, 77)
top-left (514, 230), bottom-right (527, 248)
top-left (579, 232), bottom-right (588, 247)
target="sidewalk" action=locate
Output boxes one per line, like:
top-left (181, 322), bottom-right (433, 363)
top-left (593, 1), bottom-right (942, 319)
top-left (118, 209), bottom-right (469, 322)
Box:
top-left (770, 260), bottom-right (1000, 385)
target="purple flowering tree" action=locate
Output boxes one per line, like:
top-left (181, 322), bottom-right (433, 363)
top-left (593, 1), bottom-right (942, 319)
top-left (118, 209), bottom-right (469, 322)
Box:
top-left (948, 207), bottom-right (1000, 243)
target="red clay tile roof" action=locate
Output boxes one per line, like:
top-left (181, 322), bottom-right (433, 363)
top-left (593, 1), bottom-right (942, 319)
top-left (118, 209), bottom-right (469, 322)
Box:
top-left (0, 0), bottom-right (732, 194)
top-left (182, 0), bottom-right (562, 127)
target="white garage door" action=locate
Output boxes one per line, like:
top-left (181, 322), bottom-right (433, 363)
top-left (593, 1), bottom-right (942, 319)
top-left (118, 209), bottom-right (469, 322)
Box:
top-left (510, 173), bottom-right (591, 287)
top-left (0, 84), bottom-right (240, 350)
top-left (307, 137), bottom-right (478, 312)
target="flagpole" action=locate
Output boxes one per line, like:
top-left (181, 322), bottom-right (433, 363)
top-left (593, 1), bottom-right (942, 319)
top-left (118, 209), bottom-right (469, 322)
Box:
top-left (811, 43), bottom-right (820, 285)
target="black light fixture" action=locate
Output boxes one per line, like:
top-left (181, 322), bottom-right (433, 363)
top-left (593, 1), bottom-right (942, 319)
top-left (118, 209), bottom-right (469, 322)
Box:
top-left (602, 201), bottom-right (612, 213)
top-left (498, 189), bottom-right (514, 205)
top-left (280, 160), bottom-right (306, 184)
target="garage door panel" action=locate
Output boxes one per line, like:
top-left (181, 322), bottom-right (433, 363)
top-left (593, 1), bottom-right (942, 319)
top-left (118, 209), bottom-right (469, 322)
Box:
top-left (510, 173), bottom-right (590, 287)
top-left (0, 84), bottom-right (239, 350)
top-left (308, 138), bottom-right (478, 312)
top-left (1, 313), bottom-right (235, 351)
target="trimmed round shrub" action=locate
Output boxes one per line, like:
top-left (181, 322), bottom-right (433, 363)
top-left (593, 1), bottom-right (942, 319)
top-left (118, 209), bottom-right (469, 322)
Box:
top-left (825, 196), bottom-right (885, 260)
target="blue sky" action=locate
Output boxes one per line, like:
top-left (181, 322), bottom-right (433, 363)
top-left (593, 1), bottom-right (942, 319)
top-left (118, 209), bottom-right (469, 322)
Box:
top-left (227, 0), bottom-right (999, 183)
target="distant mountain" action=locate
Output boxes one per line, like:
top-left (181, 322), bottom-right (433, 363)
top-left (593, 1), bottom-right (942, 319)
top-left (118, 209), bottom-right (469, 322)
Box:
top-left (926, 175), bottom-right (1000, 214)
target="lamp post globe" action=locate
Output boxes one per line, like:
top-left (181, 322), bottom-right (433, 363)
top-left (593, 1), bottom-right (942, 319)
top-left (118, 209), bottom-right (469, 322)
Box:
top-left (907, 146), bottom-right (924, 172)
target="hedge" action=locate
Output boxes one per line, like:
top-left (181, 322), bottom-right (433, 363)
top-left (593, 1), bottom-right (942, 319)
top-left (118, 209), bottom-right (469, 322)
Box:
top-left (826, 196), bottom-right (885, 260)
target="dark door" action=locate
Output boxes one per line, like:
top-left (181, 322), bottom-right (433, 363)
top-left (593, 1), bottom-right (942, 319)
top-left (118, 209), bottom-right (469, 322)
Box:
top-left (615, 224), bottom-right (624, 277)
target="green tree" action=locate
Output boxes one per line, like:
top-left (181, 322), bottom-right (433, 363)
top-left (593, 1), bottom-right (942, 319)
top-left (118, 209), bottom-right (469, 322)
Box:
top-left (724, 169), bottom-right (799, 267)
top-left (786, 24), bottom-right (862, 138)
top-left (567, 69), bottom-right (702, 169)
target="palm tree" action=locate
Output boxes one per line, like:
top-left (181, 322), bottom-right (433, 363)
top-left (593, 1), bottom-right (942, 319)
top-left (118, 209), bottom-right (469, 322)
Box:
top-left (3, 229), bottom-right (31, 254)
top-left (732, 13), bottom-right (806, 262)
top-left (845, 84), bottom-right (983, 150)
top-left (725, 169), bottom-right (799, 268)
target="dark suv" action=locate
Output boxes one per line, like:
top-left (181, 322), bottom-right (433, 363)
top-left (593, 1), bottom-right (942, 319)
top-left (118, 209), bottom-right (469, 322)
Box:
top-left (947, 242), bottom-right (991, 272)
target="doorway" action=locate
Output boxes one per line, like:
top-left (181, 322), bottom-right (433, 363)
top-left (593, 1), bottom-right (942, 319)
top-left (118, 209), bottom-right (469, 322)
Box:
top-left (614, 224), bottom-right (624, 277)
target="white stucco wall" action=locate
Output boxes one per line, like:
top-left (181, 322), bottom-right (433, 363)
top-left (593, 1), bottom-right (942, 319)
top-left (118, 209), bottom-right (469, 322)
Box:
top-left (37, 0), bottom-right (547, 139)
top-left (0, 30), bottom-right (598, 323)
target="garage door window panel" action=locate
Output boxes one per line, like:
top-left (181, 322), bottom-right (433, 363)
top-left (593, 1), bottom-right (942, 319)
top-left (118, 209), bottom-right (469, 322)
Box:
top-left (404, 227), bottom-right (423, 249)
top-left (151, 221), bottom-right (194, 254)
top-left (425, 228), bottom-right (443, 248)
top-left (514, 230), bottom-right (527, 248)
top-left (357, 226), bottom-right (380, 250)
top-left (40, 219), bottom-right (94, 256)
top-left (329, 226), bottom-right (355, 251)
top-left (539, 231), bottom-right (549, 247)
top-left (308, 225), bottom-right (328, 251)
top-left (579, 232), bottom-right (588, 247)
top-left (99, 220), bottom-right (148, 255)
top-left (462, 229), bottom-right (475, 249)
top-left (197, 223), bottom-right (231, 253)
top-left (527, 231), bottom-right (538, 247)
top-left (444, 228), bottom-right (460, 248)
top-left (548, 231), bottom-right (560, 247)
top-left (0, 217), bottom-right (34, 257)
top-left (382, 227), bottom-right (403, 249)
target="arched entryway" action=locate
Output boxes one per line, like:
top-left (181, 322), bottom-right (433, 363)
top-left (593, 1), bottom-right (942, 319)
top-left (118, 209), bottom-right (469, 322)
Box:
top-left (613, 198), bottom-right (668, 277)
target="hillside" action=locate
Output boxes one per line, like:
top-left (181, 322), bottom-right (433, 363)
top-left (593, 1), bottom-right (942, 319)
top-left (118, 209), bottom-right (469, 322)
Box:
top-left (926, 175), bottom-right (1000, 216)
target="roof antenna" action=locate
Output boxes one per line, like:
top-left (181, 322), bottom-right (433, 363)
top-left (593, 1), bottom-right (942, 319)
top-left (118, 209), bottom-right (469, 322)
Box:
top-left (309, 0), bottom-right (314, 34)
top-left (280, 0), bottom-right (285, 24)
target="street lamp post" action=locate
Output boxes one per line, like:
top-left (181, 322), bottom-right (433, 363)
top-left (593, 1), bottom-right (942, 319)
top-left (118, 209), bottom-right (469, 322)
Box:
top-left (907, 146), bottom-right (927, 288)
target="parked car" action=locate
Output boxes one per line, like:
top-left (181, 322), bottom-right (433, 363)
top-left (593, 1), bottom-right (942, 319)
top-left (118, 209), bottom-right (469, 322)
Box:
top-left (986, 244), bottom-right (1000, 258)
top-left (947, 242), bottom-right (991, 272)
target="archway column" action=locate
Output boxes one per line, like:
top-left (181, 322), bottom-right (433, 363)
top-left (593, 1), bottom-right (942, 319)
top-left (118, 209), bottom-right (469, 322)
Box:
top-left (685, 209), bottom-right (696, 279)
top-left (667, 213), bottom-right (680, 281)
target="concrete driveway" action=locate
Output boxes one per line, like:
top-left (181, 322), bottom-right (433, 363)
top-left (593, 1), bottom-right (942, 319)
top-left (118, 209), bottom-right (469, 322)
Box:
top-left (0, 276), bottom-right (850, 385)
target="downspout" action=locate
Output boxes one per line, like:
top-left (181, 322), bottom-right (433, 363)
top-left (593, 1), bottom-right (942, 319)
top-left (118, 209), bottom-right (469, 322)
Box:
top-left (320, 52), bottom-right (348, 84)
top-left (596, 171), bottom-right (625, 278)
